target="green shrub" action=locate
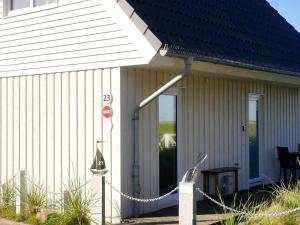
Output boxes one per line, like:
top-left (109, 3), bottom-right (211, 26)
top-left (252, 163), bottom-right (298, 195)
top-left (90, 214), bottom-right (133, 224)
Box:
top-left (43, 214), bottom-right (64, 225)
top-left (25, 214), bottom-right (41, 225)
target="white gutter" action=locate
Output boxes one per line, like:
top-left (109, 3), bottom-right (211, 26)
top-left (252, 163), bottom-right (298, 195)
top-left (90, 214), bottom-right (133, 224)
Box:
top-left (132, 56), bottom-right (194, 216)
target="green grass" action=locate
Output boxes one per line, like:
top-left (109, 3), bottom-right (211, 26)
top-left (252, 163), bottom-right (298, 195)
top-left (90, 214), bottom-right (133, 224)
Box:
top-left (245, 183), bottom-right (300, 225)
top-left (159, 122), bottom-right (176, 137)
top-left (24, 184), bottom-right (47, 217)
top-left (249, 121), bottom-right (257, 137)
top-left (0, 179), bottom-right (94, 225)
top-left (219, 194), bottom-right (253, 225)
top-left (56, 179), bottom-right (93, 225)
top-left (0, 208), bottom-right (17, 220)
top-left (221, 182), bottom-right (300, 225)
top-left (0, 182), bottom-right (26, 223)
top-left (0, 182), bottom-right (16, 209)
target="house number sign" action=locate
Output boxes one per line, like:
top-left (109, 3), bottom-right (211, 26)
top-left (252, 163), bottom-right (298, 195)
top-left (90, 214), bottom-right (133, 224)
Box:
top-left (102, 93), bottom-right (113, 142)
top-left (103, 93), bottom-right (112, 104)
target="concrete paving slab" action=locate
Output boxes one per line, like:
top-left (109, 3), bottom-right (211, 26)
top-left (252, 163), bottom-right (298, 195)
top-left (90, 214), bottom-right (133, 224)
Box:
top-left (122, 214), bottom-right (226, 224)
top-left (0, 218), bottom-right (29, 225)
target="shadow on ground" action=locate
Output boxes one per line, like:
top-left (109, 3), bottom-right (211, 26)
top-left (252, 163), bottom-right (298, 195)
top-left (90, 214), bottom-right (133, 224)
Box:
top-left (121, 184), bottom-right (274, 225)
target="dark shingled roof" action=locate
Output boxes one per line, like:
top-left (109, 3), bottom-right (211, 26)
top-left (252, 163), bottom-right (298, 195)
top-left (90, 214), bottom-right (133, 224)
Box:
top-left (126, 0), bottom-right (300, 75)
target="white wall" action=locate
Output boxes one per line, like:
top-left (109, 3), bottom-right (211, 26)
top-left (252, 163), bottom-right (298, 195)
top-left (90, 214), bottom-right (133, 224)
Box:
top-left (120, 67), bottom-right (300, 217)
top-left (0, 68), bottom-right (122, 223)
top-left (0, 0), bottom-right (157, 77)
top-left (0, 0), bottom-right (3, 17)
top-left (1, 66), bottom-right (300, 221)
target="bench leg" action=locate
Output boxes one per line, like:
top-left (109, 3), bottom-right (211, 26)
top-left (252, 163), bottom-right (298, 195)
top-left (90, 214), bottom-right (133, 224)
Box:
top-left (235, 171), bottom-right (238, 192)
top-left (202, 175), bottom-right (206, 194)
top-left (206, 175), bottom-right (209, 195)
top-left (215, 175), bottom-right (219, 196)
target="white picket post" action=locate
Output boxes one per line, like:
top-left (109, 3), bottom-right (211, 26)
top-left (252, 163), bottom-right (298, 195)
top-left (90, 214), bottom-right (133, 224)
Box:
top-left (179, 182), bottom-right (196, 225)
top-left (91, 174), bottom-right (105, 225)
top-left (16, 170), bottom-right (26, 215)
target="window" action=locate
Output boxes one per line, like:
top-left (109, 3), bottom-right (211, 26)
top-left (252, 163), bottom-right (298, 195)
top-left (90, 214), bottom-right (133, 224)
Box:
top-left (10, 0), bottom-right (56, 11)
top-left (159, 95), bottom-right (178, 196)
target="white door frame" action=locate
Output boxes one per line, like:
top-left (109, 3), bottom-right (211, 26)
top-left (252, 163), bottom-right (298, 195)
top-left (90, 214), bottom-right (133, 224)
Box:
top-left (248, 94), bottom-right (264, 186)
top-left (158, 88), bottom-right (182, 208)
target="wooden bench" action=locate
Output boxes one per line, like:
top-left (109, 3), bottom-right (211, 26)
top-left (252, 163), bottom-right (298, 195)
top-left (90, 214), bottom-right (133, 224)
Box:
top-left (201, 167), bottom-right (239, 196)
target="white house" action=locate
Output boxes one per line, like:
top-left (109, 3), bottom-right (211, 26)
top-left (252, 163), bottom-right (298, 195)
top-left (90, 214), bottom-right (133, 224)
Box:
top-left (1, 0), bottom-right (300, 223)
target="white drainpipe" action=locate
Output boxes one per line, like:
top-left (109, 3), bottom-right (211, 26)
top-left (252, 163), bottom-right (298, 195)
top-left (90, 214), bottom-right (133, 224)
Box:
top-left (132, 56), bottom-right (194, 216)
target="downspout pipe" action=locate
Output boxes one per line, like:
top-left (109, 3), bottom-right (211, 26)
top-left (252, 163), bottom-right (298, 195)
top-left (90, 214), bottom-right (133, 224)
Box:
top-left (132, 56), bottom-right (194, 216)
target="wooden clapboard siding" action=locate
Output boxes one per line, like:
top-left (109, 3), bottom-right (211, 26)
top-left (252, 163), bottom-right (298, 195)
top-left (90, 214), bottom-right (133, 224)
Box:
top-left (0, 68), bottom-right (122, 223)
top-left (0, 0), bottom-right (3, 17)
top-left (0, 0), bottom-right (156, 77)
top-left (120, 67), bottom-right (300, 216)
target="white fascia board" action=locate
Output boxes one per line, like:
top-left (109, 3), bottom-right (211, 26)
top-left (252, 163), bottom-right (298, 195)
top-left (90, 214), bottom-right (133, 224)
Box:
top-left (116, 0), bottom-right (161, 52)
top-left (103, 0), bottom-right (158, 64)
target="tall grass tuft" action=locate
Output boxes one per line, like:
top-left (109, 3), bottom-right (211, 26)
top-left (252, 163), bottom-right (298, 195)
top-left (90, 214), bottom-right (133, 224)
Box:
top-left (0, 181), bottom-right (17, 220)
top-left (220, 182), bottom-right (300, 225)
top-left (219, 194), bottom-right (255, 225)
top-left (0, 182), bottom-right (16, 210)
top-left (245, 182), bottom-right (300, 225)
top-left (24, 182), bottom-right (47, 217)
top-left (59, 179), bottom-right (92, 225)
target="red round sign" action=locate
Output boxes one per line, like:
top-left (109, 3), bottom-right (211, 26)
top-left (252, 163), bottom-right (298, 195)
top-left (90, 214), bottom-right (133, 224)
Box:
top-left (102, 105), bottom-right (113, 118)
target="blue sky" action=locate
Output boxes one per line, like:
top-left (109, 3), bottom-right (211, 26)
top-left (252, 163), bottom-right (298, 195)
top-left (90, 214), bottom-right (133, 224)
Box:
top-left (266, 0), bottom-right (300, 32)
top-left (159, 95), bottom-right (176, 122)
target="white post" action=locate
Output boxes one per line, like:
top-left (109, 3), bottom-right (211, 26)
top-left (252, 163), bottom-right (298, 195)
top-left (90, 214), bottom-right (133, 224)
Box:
top-left (16, 170), bottom-right (26, 215)
top-left (91, 174), bottom-right (105, 225)
top-left (179, 182), bottom-right (196, 225)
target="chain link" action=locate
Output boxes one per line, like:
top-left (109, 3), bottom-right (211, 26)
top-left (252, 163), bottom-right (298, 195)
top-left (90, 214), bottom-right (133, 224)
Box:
top-left (72, 179), bottom-right (92, 192)
top-left (25, 176), bottom-right (92, 196)
top-left (196, 187), bottom-right (300, 217)
top-left (9, 173), bottom-right (300, 218)
top-left (0, 176), bottom-right (16, 188)
top-left (24, 176), bottom-right (62, 196)
top-left (105, 180), bottom-right (178, 203)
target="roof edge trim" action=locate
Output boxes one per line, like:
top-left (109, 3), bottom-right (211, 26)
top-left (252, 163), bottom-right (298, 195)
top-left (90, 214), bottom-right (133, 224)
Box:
top-left (116, 0), bottom-right (162, 52)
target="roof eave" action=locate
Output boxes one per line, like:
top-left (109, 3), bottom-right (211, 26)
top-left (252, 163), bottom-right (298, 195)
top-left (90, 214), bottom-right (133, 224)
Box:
top-left (164, 47), bottom-right (300, 78)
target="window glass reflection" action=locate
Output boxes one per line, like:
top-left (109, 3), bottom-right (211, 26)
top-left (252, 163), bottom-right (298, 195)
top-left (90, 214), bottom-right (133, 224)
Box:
top-left (11, 0), bottom-right (30, 10)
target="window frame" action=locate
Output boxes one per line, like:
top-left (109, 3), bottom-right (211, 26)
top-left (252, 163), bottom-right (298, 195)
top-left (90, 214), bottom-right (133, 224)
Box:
top-left (4, 0), bottom-right (57, 17)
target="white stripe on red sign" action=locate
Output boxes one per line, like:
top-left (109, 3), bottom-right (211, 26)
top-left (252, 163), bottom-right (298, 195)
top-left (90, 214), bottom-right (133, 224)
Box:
top-left (102, 105), bottom-right (113, 118)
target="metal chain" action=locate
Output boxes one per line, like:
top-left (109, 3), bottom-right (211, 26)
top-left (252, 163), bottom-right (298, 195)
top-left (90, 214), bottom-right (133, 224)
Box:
top-left (196, 187), bottom-right (300, 217)
top-left (24, 176), bottom-right (62, 196)
top-left (105, 180), bottom-right (178, 203)
top-left (25, 176), bottom-right (92, 196)
top-left (0, 176), bottom-right (16, 188)
top-left (71, 179), bottom-right (92, 192)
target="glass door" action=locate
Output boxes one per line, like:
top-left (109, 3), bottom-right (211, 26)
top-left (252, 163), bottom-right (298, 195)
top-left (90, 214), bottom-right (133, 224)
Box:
top-left (159, 95), bottom-right (178, 196)
top-left (249, 95), bottom-right (260, 183)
